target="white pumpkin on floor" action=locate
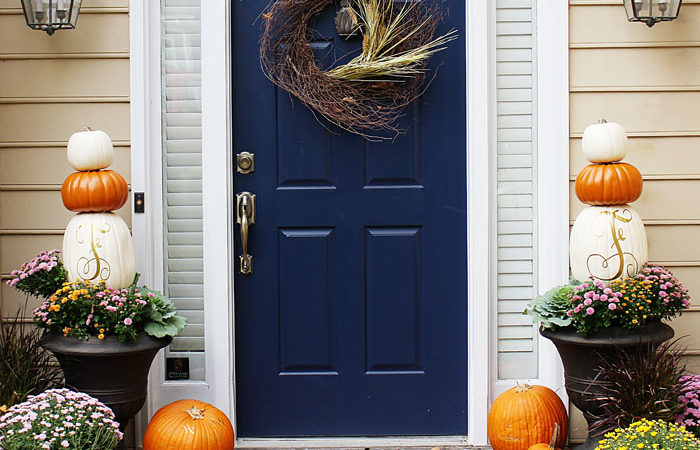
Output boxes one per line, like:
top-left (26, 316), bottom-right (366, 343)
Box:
top-left (569, 205), bottom-right (648, 283)
top-left (63, 212), bottom-right (136, 289)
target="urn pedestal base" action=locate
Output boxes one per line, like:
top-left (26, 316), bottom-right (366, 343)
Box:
top-left (541, 322), bottom-right (674, 450)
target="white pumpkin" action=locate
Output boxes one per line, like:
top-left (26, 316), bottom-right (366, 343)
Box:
top-left (63, 212), bottom-right (136, 289)
top-left (581, 119), bottom-right (628, 164)
top-left (570, 205), bottom-right (648, 283)
top-left (67, 128), bottom-right (114, 171)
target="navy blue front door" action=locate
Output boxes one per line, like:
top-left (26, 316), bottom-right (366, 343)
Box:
top-left (233, 0), bottom-right (466, 437)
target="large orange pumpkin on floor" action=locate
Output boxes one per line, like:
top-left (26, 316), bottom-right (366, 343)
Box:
top-left (61, 170), bottom-right (129, 212)
top-left (487, 384), bottom-right (567, 450)
top-left (143, 399), bottom-right (235, 449)
top-left (575, 162), bottom-right (642, 206)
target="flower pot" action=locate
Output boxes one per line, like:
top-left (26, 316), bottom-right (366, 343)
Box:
top-left (540, 322), bottom-right (674, 450)
top-left (40, 332), bottom-right (171, 434)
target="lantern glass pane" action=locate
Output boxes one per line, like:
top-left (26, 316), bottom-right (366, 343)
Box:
top-left (21, 0), bottom-right (82, 33)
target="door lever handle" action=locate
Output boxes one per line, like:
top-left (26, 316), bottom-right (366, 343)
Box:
top-left (236, 192), bottom-right (256, 274)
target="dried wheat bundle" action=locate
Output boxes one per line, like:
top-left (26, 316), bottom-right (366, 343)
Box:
top-left (260, 0), bottom-right (456, 140)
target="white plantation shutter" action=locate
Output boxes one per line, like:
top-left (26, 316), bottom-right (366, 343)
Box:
top-left (161, 0), bottom-right (204, 356)
top-left (496, 0), bottom-right (538, 379)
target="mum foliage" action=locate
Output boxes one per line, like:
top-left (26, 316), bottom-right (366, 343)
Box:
top-left (5, 249), bottom-right (67, 299)
top-left (567, 265), bottom-right (690, 336)
top-left (595, 418), bottom-right (699, 449)
top-left (34, 279), bottom-right (186, 342)
top-left (0, 388), bottom-right (122, 450)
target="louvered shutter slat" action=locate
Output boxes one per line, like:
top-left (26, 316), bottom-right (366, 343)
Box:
top-left (496, 0), bottom-right (537, 380)
top-left (162, 2), bottom-right (204, 354)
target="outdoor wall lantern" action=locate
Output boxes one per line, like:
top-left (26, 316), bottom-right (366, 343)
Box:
top-left (20, 0), bottom-right (82, 35)
top-left (624, 0), bottom-right (682, 27)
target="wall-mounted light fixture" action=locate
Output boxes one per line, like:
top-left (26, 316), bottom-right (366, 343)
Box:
top-left (20, 0), bottom-right (82, 35)
top-left (624, 0), bottom-right (682, 27)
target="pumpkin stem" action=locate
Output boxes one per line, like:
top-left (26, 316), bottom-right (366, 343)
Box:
top-left (514, 382), bottom-right (532, 393)
top-left (599, 117), bottom-right (607, 124)
top-left (184, 406), bottom-right (206, 420)
top-left (80, 126), bottom-right (93, 132)
top-left (549, 423), bottom-right (560, 449)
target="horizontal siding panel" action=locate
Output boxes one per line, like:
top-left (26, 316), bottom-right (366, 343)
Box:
top-left (0, 235), bottom-right (62, 275)
top-left (571, 137), bottom-right (700, 177)
top-left (0, 284), bottom-right (44, 319)
top-left (0, 13), bottom-right (129, 55)
top-left (0, 103), bottom-right (130, 143)
top-left (669, 313), bottom-right (700, 350)
top-left (646, 225), bottom-right (700, 263)
top-left (570, 4), bottom-right (700, 46)
top-left (0, 147), bottom-right (130, 185)
top-left (0, 191), bottom-right (131, 230)
top-left (571, 48), bottom-right (700, 90)
top-left (570, 180), bottom-right (700, 221)
top-left (570, 92), bottom-right (700, 135)
top-left (0, 60), bottom-right (129, 98)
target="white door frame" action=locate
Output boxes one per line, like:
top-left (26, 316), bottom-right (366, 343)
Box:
top-left (129, 0), bottom-right (569, 447)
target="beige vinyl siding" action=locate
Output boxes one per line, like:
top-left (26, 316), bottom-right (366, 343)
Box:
top-left (569, 0), bottom-right (700, 442)
top-left (0, 1), bottom-right (130, 319)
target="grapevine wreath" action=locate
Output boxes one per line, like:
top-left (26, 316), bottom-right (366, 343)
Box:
top-left (260, 0), bottom-right (457, 140)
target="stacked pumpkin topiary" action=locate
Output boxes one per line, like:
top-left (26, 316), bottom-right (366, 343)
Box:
top-left (569, 119), bottom-right (648, 283)
top-left (61, 128), bottom-right (136, 289)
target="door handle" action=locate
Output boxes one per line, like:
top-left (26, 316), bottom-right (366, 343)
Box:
top-left (236, 192), bottom-right (256, 275)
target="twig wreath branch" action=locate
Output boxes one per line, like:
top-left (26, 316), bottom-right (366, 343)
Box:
top-left (260, 0), bottom-right (457, 141)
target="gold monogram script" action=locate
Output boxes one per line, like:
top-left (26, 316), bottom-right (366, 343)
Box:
top-left (586, 208), bottom-right (640, 281)
top-left (75, 222), bottom-right (112, 281)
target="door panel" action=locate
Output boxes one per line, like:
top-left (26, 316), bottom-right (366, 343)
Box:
top-left (233, 0), bottom-right (466, 437)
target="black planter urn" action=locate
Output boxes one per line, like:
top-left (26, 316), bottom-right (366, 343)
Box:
top-left (541, 322), bottom-right (674, 450)
top-left (40, 332), bottom-right (171, 434)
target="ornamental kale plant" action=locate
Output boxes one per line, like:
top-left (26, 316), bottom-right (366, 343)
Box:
top-left (34, 279), bottom-right (186, 342)
top-left (567, 264), bottom-right (690, 336)
top-left (595, 418), bottom-right (699, 450)
top-left (524, 279), bottom-right (580, 330)
top-left (0, 388), bottom-right (122, 450)
top-left (677, 374), bottom-right (700, 437)
top-left (5, 249), bottom-right (68, 299)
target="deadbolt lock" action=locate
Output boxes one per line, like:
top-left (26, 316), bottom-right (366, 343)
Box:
top-left (236, 151), bottom-right (255, 175)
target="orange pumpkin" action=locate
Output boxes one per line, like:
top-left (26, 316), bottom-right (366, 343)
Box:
top-left (143, 399), bottom-right (235, 450)
top-left (487, 384), bottom-right (568, 450)
top-left (575, 162), bottom-right (642, 206)
top-left (61, 170), bottom-right (128, 212)
top-left (527, 423), bottom-right (562, 450)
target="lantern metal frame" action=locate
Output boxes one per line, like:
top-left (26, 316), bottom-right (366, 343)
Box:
top-left (623, 0), bottom-right (682, 27)
top-left (20, 0), bottom-right (83, 35)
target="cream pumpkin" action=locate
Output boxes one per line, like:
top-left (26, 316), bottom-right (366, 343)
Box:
top-left (581, 119), bottom-right (628, 163)
top-left (63, 212), bottom-right (136, 289)
top-left (569, 205), bottom-right (648, 283)
top-left (67, 128), bottom-right (114, 171)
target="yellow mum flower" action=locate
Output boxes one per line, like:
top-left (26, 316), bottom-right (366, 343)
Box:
top-left (98, 333), bottom-right (105, 340)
